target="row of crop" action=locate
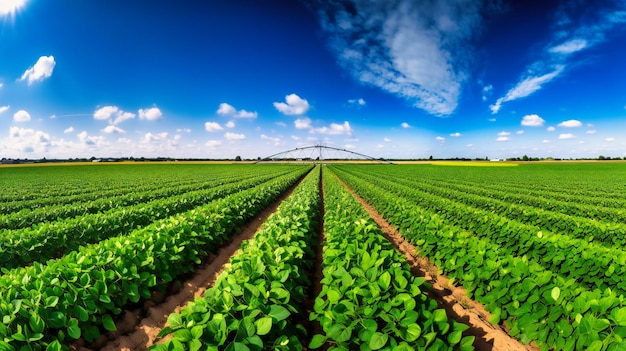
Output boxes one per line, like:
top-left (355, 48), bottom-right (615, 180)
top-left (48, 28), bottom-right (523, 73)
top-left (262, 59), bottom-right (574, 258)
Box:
top-left (331, 166), bottom-right (626, 297)
top-left (0, 167), bottom-right (298, 231)
top-left (355, 165), bottom-right (626, 223)
top-left (338, 166), bottom-right (626, 247)
top-left (310, 168), bottom-right (474, 351)
top-left (330, 167), bottom-right (626, 351)
top-left (0, 167), bottom-right (310, 351)
top-left (0, 168), bottom-right (306, 270)
top-left (152, 166), bottom-right (321, 351)
top-left (0, 166), bottom-right (252, 214)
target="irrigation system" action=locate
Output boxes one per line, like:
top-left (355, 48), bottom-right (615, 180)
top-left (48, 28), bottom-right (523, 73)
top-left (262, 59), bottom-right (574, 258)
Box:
top-left (257, 144), bottom-right (393, 164)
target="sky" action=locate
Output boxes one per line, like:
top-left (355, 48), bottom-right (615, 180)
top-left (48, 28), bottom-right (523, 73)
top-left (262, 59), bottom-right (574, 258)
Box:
top-left (0, 0), bottom-right (625, 160)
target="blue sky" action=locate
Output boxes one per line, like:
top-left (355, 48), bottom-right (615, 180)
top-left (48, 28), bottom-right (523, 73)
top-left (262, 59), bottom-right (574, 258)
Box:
top-left (0, 0), bottom-right (625, 160)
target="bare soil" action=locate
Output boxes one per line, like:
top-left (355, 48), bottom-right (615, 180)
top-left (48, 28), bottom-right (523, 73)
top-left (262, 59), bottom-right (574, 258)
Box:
top-left (79, 172), bottom-right (310, 351)
top-left (334, 175), bottom-right (538, 351)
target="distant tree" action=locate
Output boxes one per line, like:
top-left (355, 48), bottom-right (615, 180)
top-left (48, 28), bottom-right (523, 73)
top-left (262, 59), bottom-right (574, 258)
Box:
top-left (429, 155), bottom-right (433, 160)
top-left (522, 154), bottom-right (529, 161)
top-left (235, 155), bottom-right (242, 161)
top-left (599, 155), bottom-right (606, 160)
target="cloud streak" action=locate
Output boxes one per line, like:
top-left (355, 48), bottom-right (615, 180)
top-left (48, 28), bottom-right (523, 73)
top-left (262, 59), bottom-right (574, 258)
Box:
top-left (313, 0), bottom-right (485, 116)
top-left (490, 3), bottom-right (626, 113)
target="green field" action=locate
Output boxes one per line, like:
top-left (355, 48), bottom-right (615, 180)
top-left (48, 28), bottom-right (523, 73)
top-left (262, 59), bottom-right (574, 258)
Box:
top-left (1, 162), bottom-right (625, 350)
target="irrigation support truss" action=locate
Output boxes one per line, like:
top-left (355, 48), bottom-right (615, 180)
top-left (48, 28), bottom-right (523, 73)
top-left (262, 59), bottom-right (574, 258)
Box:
top-left (256, 144), bottom-right (393, 164)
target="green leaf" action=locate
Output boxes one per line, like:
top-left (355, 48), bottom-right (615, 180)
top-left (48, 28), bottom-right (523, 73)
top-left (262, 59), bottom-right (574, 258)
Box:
top-left (433, 309), bottom-right (447, 323)
top-left (75, 305), bottom-right (89, 322)
top-left (255, 317), bottom-right (272, 336)
top-left (612, 307), bottom-right (626, 327)
top-left (309, 334), bottom-right (327, 349)
top-left (268, 305), bottom-right (290, 322)
top-left (46, 340), bottom-right (62, 351)
top-left (102, 314), bottom-right (117, 332)
top-left (551, 287), bottom-right (561, 301)
top-left (405, 323), bottom-right (421, 342)
top-left (29, 314), bottom-right (45, 334)
top-left (378, 271), bottom-right (391, 290)
top-left (67, 318), bottom-right (81, 339)
top-left (369, 332), bottom-right (388, 350)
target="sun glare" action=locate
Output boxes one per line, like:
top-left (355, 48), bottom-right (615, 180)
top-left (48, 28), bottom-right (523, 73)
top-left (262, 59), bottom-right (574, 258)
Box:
top-left (0, 0), bottom-right (26, 18)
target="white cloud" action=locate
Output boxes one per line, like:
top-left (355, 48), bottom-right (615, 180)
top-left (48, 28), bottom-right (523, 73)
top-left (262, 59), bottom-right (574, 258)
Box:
top-left (557, 119), bottom-right (582, 128)
top-left (0, 83), bottom-right (3, 88)
top-left (217, 103), bottom-right (236, 116)
top-left (543, 139), bottom-right (551, 143)
top-left (558, 133), bottom-right (575, 139)
top-left (143, 132), bottom-right (168, 143)
top-left (586, 130), bottom-right (596, 134)
top-left (348, 98), bottom-right (366, 106)
top-left (225, 121), bottom-right (235, 128)
top-left (488, 118), bottom-right (496, 122)
top-left (275, 122), bottom-right (287, 127)
top-left (94, 106), bottom-right (119, 120)
top-left (176, 128), bottom-right (191, 133)
top-left (261, 134), bottom-right (281, 146)
top-left (0, 105), bottom-right (9, 114)
top-left (8, 126), bottom-right (51, 153)
top-left (64, 126), bottom-right (74, 134)
top-left (314, 121), bottom-right (353, 135)
top-left (113, 111), bottom-right (136, 125)
top-left (295, 118), bottom-right (312, 130)
top-left (498, 131), bottom-right (510, 136)
top-left (436, 136), bottom-right (445, 141)
top-left (450, 132), bottom-right (461, 137)
top-left (138, 107), bottom-right (162, 121)
top-left (605, 137), bottom-right (615, 142)
top-left (94, 105), bottom-right (136, 125)
top-left (490, 66), bottom-right (564, 114)
top-left (78, 131), bottom-right (105, 146)
top-left (19, 55), bottom-right (56, 85)
top-left (384, 137), bottom-right (392, 142)
top-left (225, 132), bottom-right (245, 141)
top-left (315, 1), bottom-right (484, 116)
top-left (102, 125), bottom-right (126, 134)
top-left (466, 144), bottom-right (473, 147)
top-left (273, 94), bottom-right (310, 116)
top-left (13, 109), bottom-right (31, 122)
top-left (516, 130), bottom-right (524, 135)
top-left (549, 38), bottom-right (588, 55)
top-left (204, 122), bottom-right (224, 132)
top-left (376, 144), bottom-right (384, 149)
top-left (206, 140), bottom-right (222, 147)
top-left (216, 103), bottom-right (257, 119)
top-left (345, 144), bottom-right (356, 149)
top-left (521, 114), bottom-right (545, 127)
top-left (401, 122), bottom-right (411, 128)
top-left (495, 136), bottom-right (510, 142)
top-left (547, 126), bottom-right (556, 132)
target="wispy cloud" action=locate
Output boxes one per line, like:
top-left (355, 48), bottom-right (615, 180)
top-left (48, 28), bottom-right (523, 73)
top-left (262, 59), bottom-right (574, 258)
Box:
top-left (94, 106), bottom-right (136, 125)
top-left (401, 122), bottom-right (411, 128)
top-left (225, 132), bottom-right (245, 141)
top-left (313, 0), bottom-right (486, 116)
top-left (347, 98), bottom-right (366, 106)
top-left (490, 67), bottom-right (564, 114)
top-left (490, 3), bottom-right (626, 113)
top-left (559, 133), bottom-right (576, 139)
top-left (0, 105), bottom-right (9, 114)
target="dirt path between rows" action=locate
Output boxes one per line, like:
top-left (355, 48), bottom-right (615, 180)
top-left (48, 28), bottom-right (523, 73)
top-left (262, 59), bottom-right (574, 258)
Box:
top-left (333, 173), bottom-right (537, 351)
top-left (83, 171), bottom-right (311, 351)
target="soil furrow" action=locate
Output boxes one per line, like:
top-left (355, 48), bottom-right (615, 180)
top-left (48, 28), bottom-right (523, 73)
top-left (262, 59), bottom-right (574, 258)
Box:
top-left (333, 172), bottom-right (537, 351)
top-left (86, 169), bottom-right (312, 351)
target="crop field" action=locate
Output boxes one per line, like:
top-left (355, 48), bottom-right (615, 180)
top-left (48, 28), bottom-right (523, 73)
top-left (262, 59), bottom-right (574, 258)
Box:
top-left (0, 162), bottom-right (625, 351)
